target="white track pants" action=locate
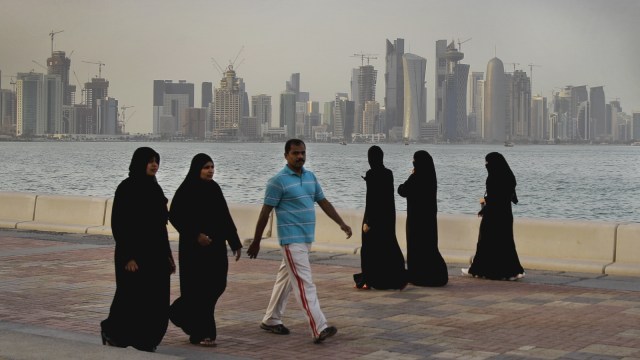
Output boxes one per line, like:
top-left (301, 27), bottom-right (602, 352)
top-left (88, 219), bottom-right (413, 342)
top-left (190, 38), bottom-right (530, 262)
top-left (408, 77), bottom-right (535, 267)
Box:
top-left (262, 242), bottom-right (328, 338)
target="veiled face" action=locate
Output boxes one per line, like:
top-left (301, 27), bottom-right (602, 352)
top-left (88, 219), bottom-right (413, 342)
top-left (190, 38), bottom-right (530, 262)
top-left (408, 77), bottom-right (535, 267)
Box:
top-left (200, 161), bottom-right (214, 181)
top-left (145, 158), bottom-right (159, 176)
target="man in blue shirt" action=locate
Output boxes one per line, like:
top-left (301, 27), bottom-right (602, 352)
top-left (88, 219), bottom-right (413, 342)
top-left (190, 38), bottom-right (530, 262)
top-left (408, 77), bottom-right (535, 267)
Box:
top-left (248, 138), bottom-right (352, 344)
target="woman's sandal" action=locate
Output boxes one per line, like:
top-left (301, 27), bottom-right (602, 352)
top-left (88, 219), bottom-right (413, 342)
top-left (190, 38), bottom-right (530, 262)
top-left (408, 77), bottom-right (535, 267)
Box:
top-left (198, 338), bottom-right (216, 347)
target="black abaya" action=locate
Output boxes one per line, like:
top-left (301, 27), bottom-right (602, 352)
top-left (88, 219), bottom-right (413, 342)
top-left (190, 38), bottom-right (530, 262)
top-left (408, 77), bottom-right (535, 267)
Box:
top-left (468, 152), bottom-right (524, 280)
top-left (397, 151), bottom-right (448, 287)
top-left (169, 154), bottom-right (242, 344)
top-left (356, 165), bottom-right (407, 290)
top-left (101, 147), bottom-right (172, 351)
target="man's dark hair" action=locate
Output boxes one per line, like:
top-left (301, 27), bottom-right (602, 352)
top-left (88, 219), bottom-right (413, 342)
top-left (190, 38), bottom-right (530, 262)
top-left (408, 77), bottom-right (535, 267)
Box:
top-left (285, 138), bottom-right (306, 154)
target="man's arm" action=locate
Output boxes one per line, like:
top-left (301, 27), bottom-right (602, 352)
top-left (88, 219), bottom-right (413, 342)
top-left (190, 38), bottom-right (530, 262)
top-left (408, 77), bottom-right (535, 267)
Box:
top-left (247, 204), bottom-right (274, 259)
top-left (317, 198), bottom-right (352, 239)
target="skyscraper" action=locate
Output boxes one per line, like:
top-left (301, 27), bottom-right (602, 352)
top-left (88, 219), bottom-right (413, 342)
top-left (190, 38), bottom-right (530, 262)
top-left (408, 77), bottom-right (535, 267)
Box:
top-left (362, 101), bottom-right (380, 135)
top-left (279, 91), bottom-right (296, 138)
top-left (352, 65), bottom-right (377, 136)
top-left (442, 41), bottom-right (469, 141)
top-left (483, 58), bottom-right (507, 142)
top-left (385, 38), bottom-right (404, 135)
top-left (251, 94), bottom-right (272, 130)
top-left (590, 86), bottom-right (606, 140)
top-left (509, 70), bottom-right (531, 140)
top-left (47, 51), bottom-right (75, 106)
top-left (213, 67), bottom-right (243, 139)
top-left (152, 80), bottom-right (193, 136)
top-left (15, 72), bottom-right (62, 136)
top-left (201, 82), bottom-right (213, 108)
top-left (469, 72), bottom-right (484, 136)
top-left (402, 53), bottom-right (426, 141)
top-left (571, 86), bottom-right (588, 140)
top-left (435, 40), bottom-right (447, 136)
top-left (531, 95), bottom-right (547, 141)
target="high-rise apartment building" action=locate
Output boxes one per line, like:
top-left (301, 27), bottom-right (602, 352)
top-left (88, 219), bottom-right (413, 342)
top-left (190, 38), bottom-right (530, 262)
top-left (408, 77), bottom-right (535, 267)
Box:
top-left (16, 72), bottom-right (62, 136)
top-left (251, 94), bottom-right (272, 130)
top-left (362, 101), bottom-right (380, 135)
top-left (632, 112), bottom-right (640, 141)
top-left (280, 91), bottom-right (296, 138)
top-left (509, 70), bottom-right (531, 140)
top-left (385, 38), bottom-right (404, 135)
top-left (469, 72), bottom-right (484, 136)
top-left (212, 67), bottom-right (243, 139)
top-left (47, 51), bottom-right (75, 106)
top-left (590, 86), bottom-right (606, 140)
top-left (152, 79), bottom-right (194, 135)
top-left (96, 97), bottom-right (118, 135)
top-left (483, 58), bottom-right (507, 142)
top-left (352, 65), bottom-right (377, 136)
top-left (182, 107), bottom-right (206, 139)
top-left (531, 95), bottom-right (547, 141)
top-left (402, 54), bottom-right (426, 141)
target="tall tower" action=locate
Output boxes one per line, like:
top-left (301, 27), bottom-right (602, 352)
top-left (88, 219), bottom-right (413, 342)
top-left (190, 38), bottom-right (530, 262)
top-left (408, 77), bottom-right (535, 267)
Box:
top-left (442, 41), bottom-right (469, 141)
top-left (47, 51), bottom-right (75, 106)
top-left (435, 40), bottom-right (447, 136)
top-left (402, 53), bottom-right (426, 141)
top-left (213, 66), bottom-right (242, 139)
top-left (509, 70), bottom-right (531, 140)
top-left (469, 72), bottom-right (484, 135)
top-left (589, 86), bottom-right (606, 140)
top-left (483, 57), bottom-right (507, 142)
top-left (385, 38), bottom-right (404, 134)
top-left (354, 65), bottom-right (377, 135)
top-left (252, 94), bottom-right (272, 129)
top-left (279, 91), bottom-right (296, 138)
top-left (152, 80), bottom-right (193, 135)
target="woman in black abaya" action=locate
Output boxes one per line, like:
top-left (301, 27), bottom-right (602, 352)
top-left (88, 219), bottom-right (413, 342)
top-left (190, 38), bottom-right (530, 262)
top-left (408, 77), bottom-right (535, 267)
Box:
top-left (398, 150), bottom-right (448, 287)
top-left (101, 147), bottom-right (175, 352)
top-left (169, 153), bottom-right (242, 347)
top-left (463, 152), bottom-right (525, 280)
top-left (354, 146), bottom-right (407, 290)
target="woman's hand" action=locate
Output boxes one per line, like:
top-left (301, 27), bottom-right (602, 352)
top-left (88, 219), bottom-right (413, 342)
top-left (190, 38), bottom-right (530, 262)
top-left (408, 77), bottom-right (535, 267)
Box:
top-left (168, 256), bottom-right (176, 274)
top-left (125, 259), bottom-right (138, 272)
top-left (197, 233), bottom-right (212, 246)
top-left (233, 248), bottom-right (242, 262)
top-left (362, 223), bottom-right (370, 233)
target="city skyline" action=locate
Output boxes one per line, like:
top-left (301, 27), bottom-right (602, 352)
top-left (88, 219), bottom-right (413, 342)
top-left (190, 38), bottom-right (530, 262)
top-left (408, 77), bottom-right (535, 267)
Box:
top-left (1, 0), bottom-right (639, 134)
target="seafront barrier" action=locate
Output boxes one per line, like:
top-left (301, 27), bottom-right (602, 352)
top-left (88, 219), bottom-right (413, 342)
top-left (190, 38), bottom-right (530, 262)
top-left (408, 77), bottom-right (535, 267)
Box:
top-left (1, 191), bottom-right (639, 277)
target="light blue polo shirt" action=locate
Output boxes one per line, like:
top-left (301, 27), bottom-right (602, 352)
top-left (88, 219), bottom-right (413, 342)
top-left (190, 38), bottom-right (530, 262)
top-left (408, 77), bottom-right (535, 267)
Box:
top-left (264, 165), bottom-right (325, 245)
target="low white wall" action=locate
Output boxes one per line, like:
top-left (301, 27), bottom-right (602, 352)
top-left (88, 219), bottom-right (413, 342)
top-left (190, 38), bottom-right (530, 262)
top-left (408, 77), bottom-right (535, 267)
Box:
top-left (1, 192), bottom-right (638, 276)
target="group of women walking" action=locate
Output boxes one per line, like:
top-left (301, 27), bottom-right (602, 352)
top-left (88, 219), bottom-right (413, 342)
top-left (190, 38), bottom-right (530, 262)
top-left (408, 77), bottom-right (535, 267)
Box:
top-left (100, 145), bottom-right (524, 352)
top-left (354, 146), bottom-right (524, 290)
top-left (101, 148), bottom-right (241, 351)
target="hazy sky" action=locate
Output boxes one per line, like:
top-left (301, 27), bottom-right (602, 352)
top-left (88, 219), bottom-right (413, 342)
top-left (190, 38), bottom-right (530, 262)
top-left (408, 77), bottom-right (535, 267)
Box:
top-left (1, 0), bottom-right (639, 133)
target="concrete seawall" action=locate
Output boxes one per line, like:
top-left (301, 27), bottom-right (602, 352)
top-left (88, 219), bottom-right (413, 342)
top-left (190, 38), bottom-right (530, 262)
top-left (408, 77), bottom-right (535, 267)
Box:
top-left (1, 191), bottom-right (639, 276)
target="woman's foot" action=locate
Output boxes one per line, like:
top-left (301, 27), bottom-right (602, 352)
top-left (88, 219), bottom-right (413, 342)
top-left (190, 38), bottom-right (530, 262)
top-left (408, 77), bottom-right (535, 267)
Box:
top-left (100, 330), bottom-right (123, 347)
top-left (461, 268), bottom-right (470, 276)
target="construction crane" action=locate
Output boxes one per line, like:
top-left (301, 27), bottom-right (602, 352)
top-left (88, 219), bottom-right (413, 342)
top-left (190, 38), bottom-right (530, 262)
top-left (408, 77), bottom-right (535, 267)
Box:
top-left (49, 30), bottom-right (63, 54)
top-left (506, 62), bottom-right (520, 72)
top-left (32, 60), bottom-right (48, 71)
top-left (73, 71), bottom-right (85, 104)
top-left (351, 52), bottom-right (378, 66)
top-left (82, 60), bottom-right (106, 78)
top-left (119, 105), bottom-right (135, 134)
top-left (457, 37), bottom-right (472, 50)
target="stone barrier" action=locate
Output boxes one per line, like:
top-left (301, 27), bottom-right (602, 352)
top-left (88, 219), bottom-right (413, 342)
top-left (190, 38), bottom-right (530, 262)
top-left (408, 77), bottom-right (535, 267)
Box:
top-left (0, 192), bottom-right (638, 276)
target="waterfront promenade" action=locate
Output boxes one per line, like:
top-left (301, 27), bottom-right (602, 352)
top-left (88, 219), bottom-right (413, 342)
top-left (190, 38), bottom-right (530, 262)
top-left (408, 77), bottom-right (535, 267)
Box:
top-left (2, 229), bottom-right (640, 359)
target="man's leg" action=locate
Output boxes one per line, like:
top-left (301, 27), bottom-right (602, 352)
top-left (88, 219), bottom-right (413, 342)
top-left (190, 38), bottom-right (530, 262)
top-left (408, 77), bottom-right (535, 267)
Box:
top-left (282, 243), bottom-right (328, 338)
top-left (262, 257), bottom-right (292, 326)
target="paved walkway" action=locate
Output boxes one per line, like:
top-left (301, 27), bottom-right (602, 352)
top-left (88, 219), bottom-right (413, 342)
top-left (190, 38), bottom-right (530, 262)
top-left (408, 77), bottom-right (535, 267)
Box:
top-left (1, 229), bottom-right (640, 360)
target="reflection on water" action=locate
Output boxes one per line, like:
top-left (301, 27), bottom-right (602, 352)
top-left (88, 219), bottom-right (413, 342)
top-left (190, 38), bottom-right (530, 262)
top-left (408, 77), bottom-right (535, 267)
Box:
top-left (0, 141), bottom-right (638, 223)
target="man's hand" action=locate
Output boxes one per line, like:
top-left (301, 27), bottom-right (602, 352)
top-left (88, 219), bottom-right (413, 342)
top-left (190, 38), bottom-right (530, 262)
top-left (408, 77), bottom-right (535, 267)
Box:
top-left (247, 240), bottom-right (261, 259)
top-left (341, 223), bottom-right (353, 239)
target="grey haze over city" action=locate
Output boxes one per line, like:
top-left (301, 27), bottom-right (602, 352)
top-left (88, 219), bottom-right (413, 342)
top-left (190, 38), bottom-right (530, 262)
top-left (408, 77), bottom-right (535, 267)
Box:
top-left (1, 0), bottom-right (639, 134)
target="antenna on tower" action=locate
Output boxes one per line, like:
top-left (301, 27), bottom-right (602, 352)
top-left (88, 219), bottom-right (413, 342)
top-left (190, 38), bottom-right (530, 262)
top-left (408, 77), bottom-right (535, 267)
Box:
top-left (49, 30), bottom-right (64, 54)
top-left (351, 52), bottom-right (378, 66)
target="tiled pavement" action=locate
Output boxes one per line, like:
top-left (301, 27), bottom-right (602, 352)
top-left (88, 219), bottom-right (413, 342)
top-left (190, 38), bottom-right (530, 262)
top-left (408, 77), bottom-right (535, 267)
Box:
top-left (1, 229), bottom-right (640, 360)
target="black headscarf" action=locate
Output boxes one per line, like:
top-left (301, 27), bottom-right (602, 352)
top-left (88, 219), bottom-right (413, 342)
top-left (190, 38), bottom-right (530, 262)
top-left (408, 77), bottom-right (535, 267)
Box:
top-left (413, 150), bottom-right (437, 191)
top-left (485, 152), bottom-right (518, 204)
top-left (367, 145), bottom-right (384, 169)
top-left (181, 153), bottom-right (214, 186)
top-left (128, 147), bottom-right (160, 179)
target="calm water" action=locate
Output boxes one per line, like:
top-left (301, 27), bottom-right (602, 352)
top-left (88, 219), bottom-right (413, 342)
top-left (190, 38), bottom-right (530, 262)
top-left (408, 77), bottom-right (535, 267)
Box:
top-left (0, 141), bottom-right (638, 223)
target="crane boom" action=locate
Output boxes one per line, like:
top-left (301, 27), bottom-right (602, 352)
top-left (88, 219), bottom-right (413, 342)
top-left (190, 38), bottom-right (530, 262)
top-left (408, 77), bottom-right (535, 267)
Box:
top-left (82, 60), bottom-right (106, 78)
top-left (49, 30), bottom-right (64, 54)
